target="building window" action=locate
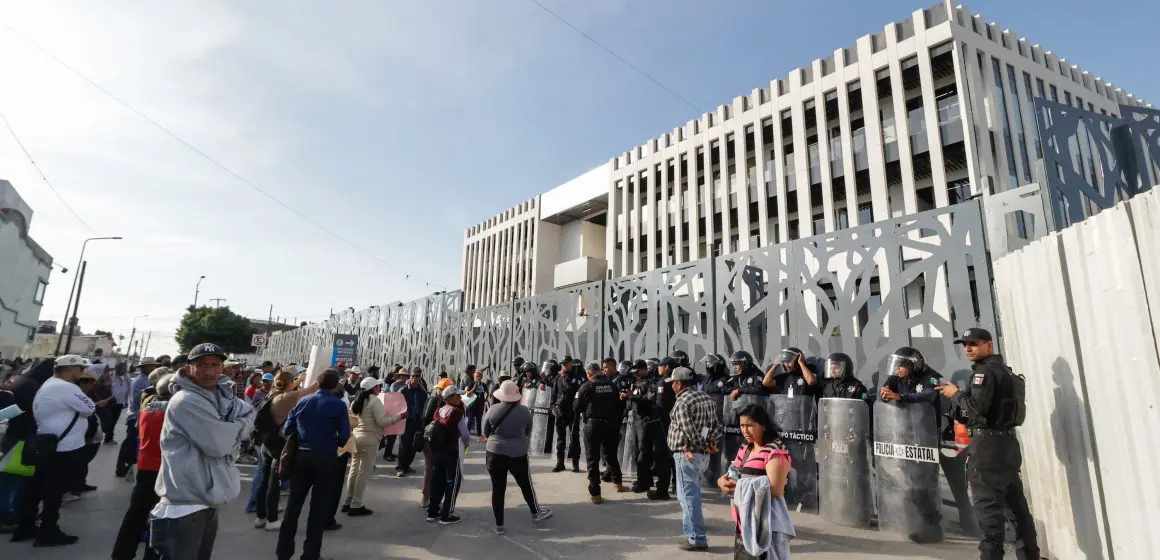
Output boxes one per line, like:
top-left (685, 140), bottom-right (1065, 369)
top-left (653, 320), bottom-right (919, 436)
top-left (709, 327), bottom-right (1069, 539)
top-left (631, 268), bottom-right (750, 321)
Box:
top-left (836, 207), bottom-right (849, 230)
top-left (1006, 65), bottom-right (1032, 182)
top-left (1025, 72), bottom-right (1043, 159)
top-left (991, 58), bottom-right (1019, 189)
top-left (34, 279), bottom-right (47, 304)
top-left (857, 202), bottom-right (873, 225)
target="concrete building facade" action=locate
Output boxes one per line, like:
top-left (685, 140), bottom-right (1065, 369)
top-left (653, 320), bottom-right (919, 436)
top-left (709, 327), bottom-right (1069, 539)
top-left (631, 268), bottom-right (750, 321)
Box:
top-left (462, 1), bottom-right (1149, 310)
top-left (0, 180), bottom-right (55, 359)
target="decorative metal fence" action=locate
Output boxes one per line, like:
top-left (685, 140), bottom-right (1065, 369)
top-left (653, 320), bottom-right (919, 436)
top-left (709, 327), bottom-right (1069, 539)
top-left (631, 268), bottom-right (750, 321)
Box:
top-left (259, 200), bottom-right (993, 389)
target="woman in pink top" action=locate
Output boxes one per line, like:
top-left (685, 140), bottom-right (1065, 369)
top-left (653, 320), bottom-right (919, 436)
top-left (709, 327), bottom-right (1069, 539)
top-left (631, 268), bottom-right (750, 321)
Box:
top-left (717, 404), bottom-right (793, 559)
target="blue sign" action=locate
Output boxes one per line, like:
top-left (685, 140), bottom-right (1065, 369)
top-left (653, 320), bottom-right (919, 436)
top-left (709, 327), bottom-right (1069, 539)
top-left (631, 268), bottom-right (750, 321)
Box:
top-left (331, 334), bottom-right (359, 367)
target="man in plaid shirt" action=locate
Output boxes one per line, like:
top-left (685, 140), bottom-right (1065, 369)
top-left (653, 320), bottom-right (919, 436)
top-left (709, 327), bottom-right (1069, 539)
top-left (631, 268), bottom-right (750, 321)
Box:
top-left (666, 366), bottom-right (721, 552)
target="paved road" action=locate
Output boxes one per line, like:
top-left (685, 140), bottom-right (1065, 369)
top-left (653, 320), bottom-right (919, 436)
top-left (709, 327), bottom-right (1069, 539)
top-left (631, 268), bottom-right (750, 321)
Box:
top-left (10, 430), bottom-right (979, 559)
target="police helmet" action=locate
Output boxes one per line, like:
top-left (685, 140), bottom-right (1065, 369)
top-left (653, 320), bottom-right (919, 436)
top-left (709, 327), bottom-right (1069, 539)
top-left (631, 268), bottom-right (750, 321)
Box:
top-left (512, 357), bottom-right (525, 369)
top-left (701, 353), bottom-right (724, 367)
top-left (777, 347), bottom-right (803, 365)
top-left (645, 357), bottom-right (660, 368)
top-left (618, 360), bottom-right (633, 376)
top-left (518, 361), bottom-right (538, 374)
top-left (670, 349), bottom-right (690, 368)
top-left (824, 352), bottom-right (853, 379)
top-left (887, 346), bottom-right (925, 377)
top-left (632, 359), bottom-right (648, 370)
top-left (729, 351), bottom-right (754, 366)
top-left (542, 359), bottom-right (561, 375)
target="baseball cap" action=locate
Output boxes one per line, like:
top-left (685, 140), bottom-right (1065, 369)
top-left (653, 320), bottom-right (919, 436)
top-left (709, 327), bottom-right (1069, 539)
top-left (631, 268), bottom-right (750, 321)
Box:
top-left (441, 386), bottom-right (465, 398)
top-left (360, 377), bottom-right (384, 391)
top-left (336, 361), bottom-right (347, 368)
top-left (953, 328), bottom-right (993, 345)
top-left (666, 366), bottom-right (697, 383)
top-left (561, 355), bottom-right (574, 364)
top-left (261, 373), bottom-right (274, 381)
top-left (55, 355), bottom-right (88, 368)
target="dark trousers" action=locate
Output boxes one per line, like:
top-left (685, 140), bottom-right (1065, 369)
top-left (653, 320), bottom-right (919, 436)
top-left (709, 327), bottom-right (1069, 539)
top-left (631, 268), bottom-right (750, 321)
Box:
top-left (554, 412), bottom-right (581, 464)
top-left (634, 420), bottom-right (671, 491)
top-left (100, 404), bottom-right (124, 442)
top-left (382, 435), bottom-right (397, 459)
top-left (112, 469), bottom-right (160, 560)
top-left (485, 452), bottom-right (539, 527)
top-left (17, 446), bottom-right (86, 534)
top-left (396, 419), bottom-right (421, 471)
top-left (327, 454), bottom-right (350, 524)
top-left (72, 442), bottom-right (100, 491)
top-left (543, 415), bottom-right (555, 453)
top-left (584, 419), bottom-right (622, 496)
top-left (150, 507), bottom-right (217, 560)
top-left (277, 450), bottom-right (337, 560)
top-left (467, 405), bottom-right (483, 435)
top-left (116, 417), bottom-right (139, 476)
top-left (968, 434), bottom-right (1040, 560)
top-left (426, 447), bottom-right (462, 520)
top-left (255, 439), bottom-right (284, 522)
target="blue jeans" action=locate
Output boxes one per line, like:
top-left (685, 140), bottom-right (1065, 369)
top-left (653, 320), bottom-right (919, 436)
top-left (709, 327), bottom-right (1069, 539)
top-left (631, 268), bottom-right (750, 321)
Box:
top-left (0, 472), bottom-right (28, 521)
top-left (246, 451), bottom-right (266, 512)
top-left (674, 452), bottom-right (709, 547)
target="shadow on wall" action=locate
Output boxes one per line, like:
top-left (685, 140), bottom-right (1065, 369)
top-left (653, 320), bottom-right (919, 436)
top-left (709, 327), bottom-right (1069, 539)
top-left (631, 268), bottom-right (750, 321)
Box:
top-left (1050, 357), bottom-right (1106, 560)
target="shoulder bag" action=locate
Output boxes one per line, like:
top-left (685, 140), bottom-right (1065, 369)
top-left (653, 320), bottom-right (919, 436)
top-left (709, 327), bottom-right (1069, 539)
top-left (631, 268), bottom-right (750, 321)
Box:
top-left (24, 412), bottom-right (81, 467)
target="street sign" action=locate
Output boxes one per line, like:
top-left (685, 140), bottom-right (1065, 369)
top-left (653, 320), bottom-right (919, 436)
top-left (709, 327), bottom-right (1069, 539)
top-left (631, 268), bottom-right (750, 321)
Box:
top-left (331, 334), bottom-right (359, 366)
top-left (251, 334), bottom-right (267, 347)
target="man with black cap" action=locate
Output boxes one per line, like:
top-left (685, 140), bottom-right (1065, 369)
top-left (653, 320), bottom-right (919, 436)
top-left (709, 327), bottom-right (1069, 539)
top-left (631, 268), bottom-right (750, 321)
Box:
top-left (627, 359), bottom-right (670, 498)
top-left (938, 328), bottom-right (1039, 560)
top-left (576, 360), bottom-right (626, 503)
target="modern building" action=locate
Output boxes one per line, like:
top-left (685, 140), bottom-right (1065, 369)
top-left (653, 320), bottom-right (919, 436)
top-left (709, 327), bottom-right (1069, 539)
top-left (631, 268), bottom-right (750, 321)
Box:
top-left (0, 180), bottom-right (55, 359)
top-left (23, 331), bottom-right (116, 359)
top-left (461, 1), bottom-right (1149, 310)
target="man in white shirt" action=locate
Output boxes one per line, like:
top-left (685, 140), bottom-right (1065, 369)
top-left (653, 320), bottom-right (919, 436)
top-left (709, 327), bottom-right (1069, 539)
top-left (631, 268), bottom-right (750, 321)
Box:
top-left (11, 355), bottom-right (96, 547)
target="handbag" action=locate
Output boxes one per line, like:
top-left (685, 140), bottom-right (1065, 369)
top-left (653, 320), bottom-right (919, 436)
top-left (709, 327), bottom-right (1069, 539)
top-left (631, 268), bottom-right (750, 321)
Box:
top-left (24, 412), bottom-right (80, 468)
top-left (0, 441), bottom-right (35, 477)
top-left (278, 429), bottom-right (299, 479)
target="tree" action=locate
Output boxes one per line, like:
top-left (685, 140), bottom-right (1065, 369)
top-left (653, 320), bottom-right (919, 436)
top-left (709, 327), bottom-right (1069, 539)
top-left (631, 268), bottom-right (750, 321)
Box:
top-left (175, 306), bottom-right (256, 353)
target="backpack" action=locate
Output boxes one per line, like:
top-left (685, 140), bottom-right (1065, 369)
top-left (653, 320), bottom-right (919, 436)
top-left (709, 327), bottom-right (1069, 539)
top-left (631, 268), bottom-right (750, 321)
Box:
top-left (254, 397), bottom-right (279, 439)
top-left (1008, 370), bottom-right (1027, 427)
top-left (423, 406), bottom-right (458, 446)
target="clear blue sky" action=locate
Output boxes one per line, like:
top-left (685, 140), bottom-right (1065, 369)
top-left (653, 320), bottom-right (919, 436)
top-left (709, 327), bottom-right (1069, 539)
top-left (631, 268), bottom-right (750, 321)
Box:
top-left (0, 0), bottom-right (1155, 355)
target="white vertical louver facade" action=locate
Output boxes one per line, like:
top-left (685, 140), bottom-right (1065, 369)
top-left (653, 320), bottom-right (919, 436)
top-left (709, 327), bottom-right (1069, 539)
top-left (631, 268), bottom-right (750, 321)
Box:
top-left (462, 198), bottom-right (538, 310)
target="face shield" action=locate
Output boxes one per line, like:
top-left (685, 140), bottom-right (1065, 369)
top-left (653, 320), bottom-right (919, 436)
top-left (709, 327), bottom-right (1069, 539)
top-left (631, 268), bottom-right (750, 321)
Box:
top-left (886, 354), bottom-right (918, 379)
top-left (776, 349), bottom-right (801, 367)
top-left (824, 358), bottom-right (848, 379)
top-left (617, 362), bottom-right (631, 377)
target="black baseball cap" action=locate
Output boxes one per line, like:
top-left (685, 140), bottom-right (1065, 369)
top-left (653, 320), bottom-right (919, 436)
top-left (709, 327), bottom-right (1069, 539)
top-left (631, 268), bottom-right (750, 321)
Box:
top-left (561, 355), bottom-right (574, 364)
top-left (954, 328), bottom-right (993, 345)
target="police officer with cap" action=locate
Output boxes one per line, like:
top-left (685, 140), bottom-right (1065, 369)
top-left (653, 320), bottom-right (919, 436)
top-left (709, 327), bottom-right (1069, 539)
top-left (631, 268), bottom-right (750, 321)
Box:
top-left (576, 359), bottom-right (626, 503)
top-left (626, 359), bottom-right (667, 495)
top-left (727, 351), bottom-right (766, 401)
top-left (550, 359), bottom-right (583, 472)
top-left (937, 328), bottom-right (1039, 560)
top-left (820, 352), bottom-right (868, 400)
top-left (762, 347), bottom-right (818, 396)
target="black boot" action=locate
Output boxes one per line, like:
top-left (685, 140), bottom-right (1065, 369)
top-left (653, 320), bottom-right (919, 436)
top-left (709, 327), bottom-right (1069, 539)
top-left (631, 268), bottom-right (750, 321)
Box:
top-left (552, 462), bottom-right (566, 473)
top-left (572, 459), bottom-right (581, 473)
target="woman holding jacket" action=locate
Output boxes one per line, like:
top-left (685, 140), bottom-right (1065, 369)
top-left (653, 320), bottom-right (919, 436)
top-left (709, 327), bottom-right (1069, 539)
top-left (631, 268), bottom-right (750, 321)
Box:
top-left (342, 377), bottom-right (406, 516)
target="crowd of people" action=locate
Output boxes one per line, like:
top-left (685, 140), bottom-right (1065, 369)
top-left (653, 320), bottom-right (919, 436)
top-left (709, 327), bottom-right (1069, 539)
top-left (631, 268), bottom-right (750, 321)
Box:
top-left (0, 327), bottom-right (1036, 559)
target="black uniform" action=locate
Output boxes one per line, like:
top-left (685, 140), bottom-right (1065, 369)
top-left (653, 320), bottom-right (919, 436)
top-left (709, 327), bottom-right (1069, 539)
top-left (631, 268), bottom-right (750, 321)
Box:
top-left (627, 374), bottom-right (670, 493)
top-left (576, 375), bottom-right (623, 496)
top-left (951, 354), bottom-right (1039, 560)
top-left (550, 373), bottom-right (583, 469)
top-left (820, 376), bottom-right (869, 400)
top-left (767, 364), bottom-right (819, 397)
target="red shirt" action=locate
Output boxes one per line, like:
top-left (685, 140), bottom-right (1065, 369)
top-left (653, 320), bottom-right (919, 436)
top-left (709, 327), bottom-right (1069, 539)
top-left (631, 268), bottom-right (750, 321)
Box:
top-left (245, 385), bottom-right (257, 400)
top-left (137, 403), bottom-right (167, 471)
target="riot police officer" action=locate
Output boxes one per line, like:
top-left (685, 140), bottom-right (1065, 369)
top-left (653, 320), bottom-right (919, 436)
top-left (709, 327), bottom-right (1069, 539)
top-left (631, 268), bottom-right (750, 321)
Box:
top-left (700, 353), bottom-right (729, 397)
top-left (626, 360), bottom-right (668, 496)
top-left (560, 355), bottom-right (585, 381)
top-left (550, 359), bottom-right (583, 472)
top-left (614, 360), bottom-right (635, 391)
top-left (728, 351), bottom-right (767, 400)
top-left (576, 359), bottom-right (626, 504)
top-left (511, 356), bottom-right (526, 378)
top-left (670, 349), bottom-right (691, 369)
top-left (820, 352), bottom-right (868, 400)
top-left (762, 346), bottom-right (818, 396)
top-left (937, 328), bottom-right (1039, 560)
top-left (879, 347), bottom-right (940, 406)
top-left (516, 360), bottom-right (538, 389)
top-left (540, 360), bottom-right (560, 453)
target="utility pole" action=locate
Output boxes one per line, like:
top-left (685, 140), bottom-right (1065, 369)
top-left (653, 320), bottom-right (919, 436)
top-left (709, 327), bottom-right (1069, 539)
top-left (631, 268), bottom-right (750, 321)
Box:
top-left (210, 298), bottom-right (226, 308)
top-left (141, 331), bottom-right (153, 358)
top-left (264, 304), bottom-right (274, 348)
top-left (63, 261), bottom-right (88, 355)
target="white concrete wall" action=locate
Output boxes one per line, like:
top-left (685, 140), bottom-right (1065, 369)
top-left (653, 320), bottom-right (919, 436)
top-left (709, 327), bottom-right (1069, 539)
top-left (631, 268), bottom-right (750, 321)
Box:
top-left (0, 181), bottom-right (53, 359)
top-left (539, 163), bottom-right (612, 220)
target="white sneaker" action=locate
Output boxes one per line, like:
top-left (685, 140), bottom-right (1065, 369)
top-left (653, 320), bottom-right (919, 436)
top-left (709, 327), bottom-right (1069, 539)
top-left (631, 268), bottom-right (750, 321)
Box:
top-left (264, 520), bottom-right (282, 531)
top-left (123, 466), bottom-right (135, 482)
top-left (61, 493), bottom-right (81, 503)
top-left (253, 518), bottom-right (266, 529)
top-left (495, 525), bottom-right (505, 535)
top-left (532, 508), bottom-right (553, 522)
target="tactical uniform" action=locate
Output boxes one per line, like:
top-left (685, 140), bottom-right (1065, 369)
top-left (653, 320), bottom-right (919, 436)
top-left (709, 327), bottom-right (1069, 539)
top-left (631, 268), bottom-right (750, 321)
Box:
top-left (950, 329), bottom-right (1038, 560)
top-left (627, 367), bottom-right (669, 494)
top-left (576, 373), bottom-right (624, 500)
top-left (819, 352), bottom-right (868, 400)
top-left (550, 371), bottom-right (583, 472)
top-left (767, 348), bottom-right (818, 397)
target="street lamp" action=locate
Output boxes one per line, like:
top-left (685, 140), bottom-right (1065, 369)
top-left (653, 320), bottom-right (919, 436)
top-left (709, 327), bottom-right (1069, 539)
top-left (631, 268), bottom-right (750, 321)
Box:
top-left (193, 275), bottom-right (206, 308)
top-left (54, 236), bottom-right (122, 355)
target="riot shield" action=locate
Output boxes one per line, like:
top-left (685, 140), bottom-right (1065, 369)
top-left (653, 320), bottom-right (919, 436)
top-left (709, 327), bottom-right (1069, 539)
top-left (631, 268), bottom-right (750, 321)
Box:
top-left (769, 394), bottom-right (818, 512)
top-left (528, 386), bottom-right (553, 456)
top-left (701, 392), bottom-right (725, 487)
top-left (620, 414), bottom-right (638, 478)
top-left (873, 400), bottom-right (943, 542)
top-left (817, 398), bottom-right (872, 528)
top-left (720, 393), bottom-right (770, 476)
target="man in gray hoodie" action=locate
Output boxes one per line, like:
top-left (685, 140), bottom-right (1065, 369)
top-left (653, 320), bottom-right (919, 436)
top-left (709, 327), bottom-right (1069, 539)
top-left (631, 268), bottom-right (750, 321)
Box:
top-left (149, 343), bottom-right (254, 560)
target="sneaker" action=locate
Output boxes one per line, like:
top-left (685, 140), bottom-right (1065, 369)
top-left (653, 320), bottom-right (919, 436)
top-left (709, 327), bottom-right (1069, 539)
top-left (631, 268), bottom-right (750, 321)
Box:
top-left (253, 518), bottom-right (266, 529)
top-left (123, 466), bottom-right (135, 482)
top-left (10, 526), bottom-right (37, 542)
top-left (589, 496), bottom-right (603, 505)
top-left (425, 516), bottom-right (438, 523)
top-left (33, 531), bottom-right (79, 547)
top-left (630, 485), bottom-right (649, 493)
top-left (263, 520), bottom-right (282, 531)
top-left (532, 508), bottom-right (553, 523)
top-left (104, 440), bottom-right (118, 446)
top-left (347, 507), bottom-right (372, 517)
top-left (61, 493), bottom-right (81, 503)
top-left (341, 505), bottom-right (350, 513)
top-left (395, 471), bottom-right (406, 478)
top-left (647, 490), bottom-right (671, 501)
top-left (75, 485), bottom-right (98, 493)
top-left (677, 540), bottom-right (709, 552)
top-left (494, 525), bottom-right (505, 535)
top-left (438, 516), bottom-right (462, 526)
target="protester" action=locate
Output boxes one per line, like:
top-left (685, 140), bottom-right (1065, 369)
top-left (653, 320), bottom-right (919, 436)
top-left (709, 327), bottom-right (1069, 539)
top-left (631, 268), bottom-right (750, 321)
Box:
top-left (117, 357), bottom-right (160, 480)
top-left (342, 367), bottom-right (362, 398)
top-left (435, 371), bottom-right (453, 392)
top-left (666, 366), bottom-right (722, 552)
top-left (252, 368), bottom-right (319, 531)
top-left (481, 380), bottom-right (551, 534)
top-left (244, 372), bottom-right (262, 402)
top-left (0, 384), bottom-right (19, 532)
top-left (0, 358), bottom-right (54, 535)
top-left (395, 369), bottom-right (428, 478)
top-left (342, 377), bottom-right (405, 516)
top-left (12, 355), bottom-right (96, 547)
top-left (150, 343), bottom-right (254, 560)
top-left (277, 369), bottom-right (351, 560)
top-left (111, 372), bottom-right (176, 560)
top-left (463, 366), bottom-right (489, 435)
top-left (252, 373), bottom-right (273, 411)
top-left (326, 382), bottom-right (361, 530)
top-left (719, 404), bottom-right (794, 559)
top-left (106, 362), bottom-right (132, 445)
top-left (425, 386), bottom-right (470, 525)
top-left (71, 367), bottom-right (110, 496)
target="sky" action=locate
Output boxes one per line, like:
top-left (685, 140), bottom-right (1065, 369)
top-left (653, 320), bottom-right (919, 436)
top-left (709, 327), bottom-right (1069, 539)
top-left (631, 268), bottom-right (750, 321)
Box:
top-left (1, 0), bottom-right (1156, 357)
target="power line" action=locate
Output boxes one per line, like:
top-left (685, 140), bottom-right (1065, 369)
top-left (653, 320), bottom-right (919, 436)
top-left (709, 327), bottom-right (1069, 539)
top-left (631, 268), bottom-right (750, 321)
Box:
top-left (1, 24), bottom-right (448, 291)
top-left (525, 0), bottom-right (702, 113)
top-left (0, 107), bottom-right (95, 233)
